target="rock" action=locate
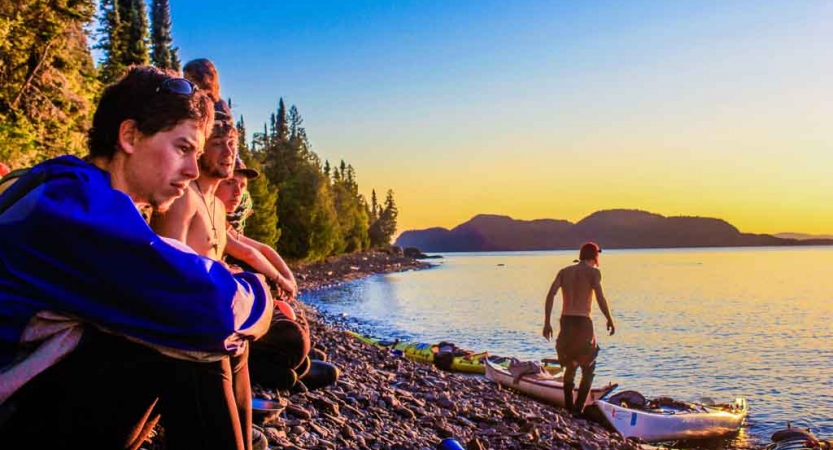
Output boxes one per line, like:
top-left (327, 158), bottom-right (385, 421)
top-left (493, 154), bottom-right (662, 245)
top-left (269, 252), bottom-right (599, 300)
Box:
top-left (437, 397), bottom-right (455, 410)
top-left (394, 406), bottom-right (416, 419)
top-left (286, 404), bottom-right (312, 420)
top-left (262, 426), bottom-right (287, 442)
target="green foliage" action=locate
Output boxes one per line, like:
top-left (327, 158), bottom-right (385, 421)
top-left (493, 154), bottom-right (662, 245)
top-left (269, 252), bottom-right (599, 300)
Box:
top-left (276, 98), bottom-right (289, 143)
top-left (97, 0), bottom-right (148, 83)
top-left (331, 167), bottom-right (370, 253)
top-left (370, 189), bottom-right (379, 220)
top-left (0, 0), bottom-right (398, 261)
top-left (247, 100), bottom-right (399, 260)
top-left (369, 189), bottom-right (398, 247)
top-left (150, 0), bottom-right (179, 71)
top-left (273, 160), bottom-right (341, 260)
top-left (0, 0), bottom-right (99, 168)
top-left (121, 0), bottom-right (149, 66)
top-left (95, 0), bottom-right (125, 83)
top-left (236, 116), bottom-right (279, 247)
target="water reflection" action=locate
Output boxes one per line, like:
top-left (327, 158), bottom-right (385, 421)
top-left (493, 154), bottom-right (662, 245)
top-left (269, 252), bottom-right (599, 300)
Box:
top-left (303, 247), bottom-right (833, 448)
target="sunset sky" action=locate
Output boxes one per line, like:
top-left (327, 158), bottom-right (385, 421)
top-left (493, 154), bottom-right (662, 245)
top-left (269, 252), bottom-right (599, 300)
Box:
top-left (166, 0), bottom-right (832, 235)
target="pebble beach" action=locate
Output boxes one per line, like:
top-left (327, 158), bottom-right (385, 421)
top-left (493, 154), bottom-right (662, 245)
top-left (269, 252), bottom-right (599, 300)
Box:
top-left (146, 250), bottom-right (764, 450)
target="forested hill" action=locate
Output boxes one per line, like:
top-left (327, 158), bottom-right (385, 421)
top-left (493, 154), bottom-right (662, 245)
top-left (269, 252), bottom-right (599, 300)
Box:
top-left (395, 209), bottom-right (833, 252)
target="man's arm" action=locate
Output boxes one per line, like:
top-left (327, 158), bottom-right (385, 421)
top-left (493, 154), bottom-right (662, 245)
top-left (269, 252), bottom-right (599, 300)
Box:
top-left (225, 232), bottom-right (293, 292)
top-left (542, 271), bottom-right (562, 341)
top-left (236, 232), bottom-right (297, 297)
top-left (592, 270), bottom-right (615, 336)
top-left (151, 189), bottom-right (196, 244)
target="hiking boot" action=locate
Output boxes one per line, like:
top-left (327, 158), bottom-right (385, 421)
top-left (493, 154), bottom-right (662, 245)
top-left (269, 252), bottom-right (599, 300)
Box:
top-left (300, 360), bottom-right (339, 391)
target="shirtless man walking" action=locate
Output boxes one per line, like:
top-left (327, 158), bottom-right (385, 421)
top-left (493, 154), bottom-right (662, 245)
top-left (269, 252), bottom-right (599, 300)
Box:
top-left (542, 242), bottom-right (616, 416)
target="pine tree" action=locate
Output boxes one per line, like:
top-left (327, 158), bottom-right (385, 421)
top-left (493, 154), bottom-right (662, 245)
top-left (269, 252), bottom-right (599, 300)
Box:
top-left (288, 105), bottom-right (302, 140)
top-left (150, 0), bottom-right (180, 71)
top-left (369, 189), bottom-right (398, 247)
top-left (276, 98), bottom-right (289, 143)
top-left (120, 0), bottom-right (149, 66)
top-left (236, 116), bottom-right (280, 247)
top-left (323, 160), bottom-right (331, 178)
top-left (0, 0), bottom-right (99, 166)
top-left (96, 0), bottom-right (125, 83)
top-left (371, 189), bottom-right (379, 221)
top-left (97, 0), bottom-right (149, 83)
top-left (119, 0), bottom-right (150, 66)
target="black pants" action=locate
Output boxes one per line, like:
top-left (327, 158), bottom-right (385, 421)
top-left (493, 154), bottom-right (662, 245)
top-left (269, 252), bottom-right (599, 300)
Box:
top-left (557, 316), bottom-right (599, 414)
top-left (562, 356), bottom-right (597, 414)
top-left (0, 329), bottom-right (247, 450)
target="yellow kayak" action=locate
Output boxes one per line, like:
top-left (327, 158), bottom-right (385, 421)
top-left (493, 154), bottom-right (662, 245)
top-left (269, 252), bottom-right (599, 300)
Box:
top-left (346, 331), bottom-right (562, 376)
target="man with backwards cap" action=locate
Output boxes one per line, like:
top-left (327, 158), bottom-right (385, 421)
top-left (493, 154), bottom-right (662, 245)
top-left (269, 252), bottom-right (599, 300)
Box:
top-left (152, 100), bottom-right (264, 449)
top-left (542, 242), bottom-right (616, 416)
top-left (217, 157), bottom-right (297, 297)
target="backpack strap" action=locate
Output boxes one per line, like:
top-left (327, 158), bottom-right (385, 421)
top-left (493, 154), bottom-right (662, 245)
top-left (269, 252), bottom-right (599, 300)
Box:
top-left (0, 168), bottom-right (47, 215)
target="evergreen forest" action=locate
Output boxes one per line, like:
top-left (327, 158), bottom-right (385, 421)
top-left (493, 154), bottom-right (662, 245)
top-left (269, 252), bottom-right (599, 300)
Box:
top-left (0, 0), bottom-right (398, 261)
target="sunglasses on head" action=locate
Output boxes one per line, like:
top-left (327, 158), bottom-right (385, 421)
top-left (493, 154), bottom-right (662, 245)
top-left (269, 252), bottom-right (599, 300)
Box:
top-left (156, 78), bottom-right (199, 96)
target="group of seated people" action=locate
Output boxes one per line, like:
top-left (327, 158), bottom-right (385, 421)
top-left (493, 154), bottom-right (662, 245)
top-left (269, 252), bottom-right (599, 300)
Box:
top-left (0, 60), bottom-right (337, 450)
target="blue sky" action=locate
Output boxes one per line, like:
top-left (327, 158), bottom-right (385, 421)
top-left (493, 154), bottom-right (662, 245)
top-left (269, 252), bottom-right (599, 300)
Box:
top-left (117, 1), bottom-right (833, 234)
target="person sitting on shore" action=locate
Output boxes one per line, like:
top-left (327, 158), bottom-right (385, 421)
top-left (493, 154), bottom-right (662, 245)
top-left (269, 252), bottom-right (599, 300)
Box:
top-left (0, 66), bottom-right (273, 449)
top-left (152, 99), bottom-right (262, 448)
top-left (542, 242), bottom-right (616, 416)
top-left (216, 158), bottom-right (338, 392)
top-left (216, 158), bottom-right (297, 298)
top-left (184, 58), bottom-right (224, 103)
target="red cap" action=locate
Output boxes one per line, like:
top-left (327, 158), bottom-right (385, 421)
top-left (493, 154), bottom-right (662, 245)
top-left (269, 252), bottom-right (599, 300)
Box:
top-left (579, 242), bottom-right (601, 261)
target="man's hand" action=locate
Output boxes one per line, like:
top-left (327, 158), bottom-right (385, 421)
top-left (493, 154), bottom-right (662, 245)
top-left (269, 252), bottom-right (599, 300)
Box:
top-left (275, 276), bottom-right (296, 300)
top-left (542, 322), bottom-right (553, 341)
top-left (606, 319), bottom-right (616, 336)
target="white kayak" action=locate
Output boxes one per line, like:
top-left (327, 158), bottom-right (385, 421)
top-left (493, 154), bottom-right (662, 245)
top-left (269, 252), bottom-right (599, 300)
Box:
top-left (483, 358), bottom-right (617, 408)
top-left (596, 396), bottom-right (748, 442)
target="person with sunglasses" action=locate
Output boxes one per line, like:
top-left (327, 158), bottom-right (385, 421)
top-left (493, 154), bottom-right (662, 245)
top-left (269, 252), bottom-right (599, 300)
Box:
top-left (0, 66), bottom-right (273, 450)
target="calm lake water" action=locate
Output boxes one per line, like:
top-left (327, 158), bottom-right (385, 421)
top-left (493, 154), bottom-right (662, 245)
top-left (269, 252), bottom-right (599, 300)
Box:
top-left (302, 247), bottom-right (833, 448)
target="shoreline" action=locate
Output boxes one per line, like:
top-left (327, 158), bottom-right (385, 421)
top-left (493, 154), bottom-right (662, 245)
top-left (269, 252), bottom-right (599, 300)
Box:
top-left (277, 251), bottom-right (762, 450)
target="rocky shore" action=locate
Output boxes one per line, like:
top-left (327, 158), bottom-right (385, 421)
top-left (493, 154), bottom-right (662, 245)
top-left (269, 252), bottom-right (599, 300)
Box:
top-left (291, 250), bottom-right (433, 291)
top-left (146, 251), bottom-right (761, 450)
top-left (248, 251), bottom-right (642, 449)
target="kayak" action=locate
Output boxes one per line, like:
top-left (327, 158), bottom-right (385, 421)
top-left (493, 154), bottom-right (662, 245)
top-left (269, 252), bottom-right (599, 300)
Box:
top-left (345, 331), bottom-right (399, 348)
top-left (346, 331), bottom-right (561, 375)
top-left (596, 393), bottom-right (748, 442)
top-left (483, 358), bottom-right (616, 408)
top-left (766, 425), bottom-right (831, 450)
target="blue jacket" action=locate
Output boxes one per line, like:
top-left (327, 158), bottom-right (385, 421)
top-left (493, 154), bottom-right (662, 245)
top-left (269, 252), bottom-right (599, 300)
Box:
top-left (0, 156), bottom-right (272, 369)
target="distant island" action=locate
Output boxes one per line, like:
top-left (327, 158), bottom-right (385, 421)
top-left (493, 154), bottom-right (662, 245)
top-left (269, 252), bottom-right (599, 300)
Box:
top-left (774, 232), bottom-right (833, 241)
top-left (395, 209), bottom-right (833, 252)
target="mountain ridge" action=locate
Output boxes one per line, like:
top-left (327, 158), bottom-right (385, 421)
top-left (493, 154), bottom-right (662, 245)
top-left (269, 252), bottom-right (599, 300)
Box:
top-left (395, 209), bottom-right (833, 252)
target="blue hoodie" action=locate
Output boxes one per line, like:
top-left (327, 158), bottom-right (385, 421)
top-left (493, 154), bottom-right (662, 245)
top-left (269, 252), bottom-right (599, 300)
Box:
top-left (0, 156), bottom-right (272, 399)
